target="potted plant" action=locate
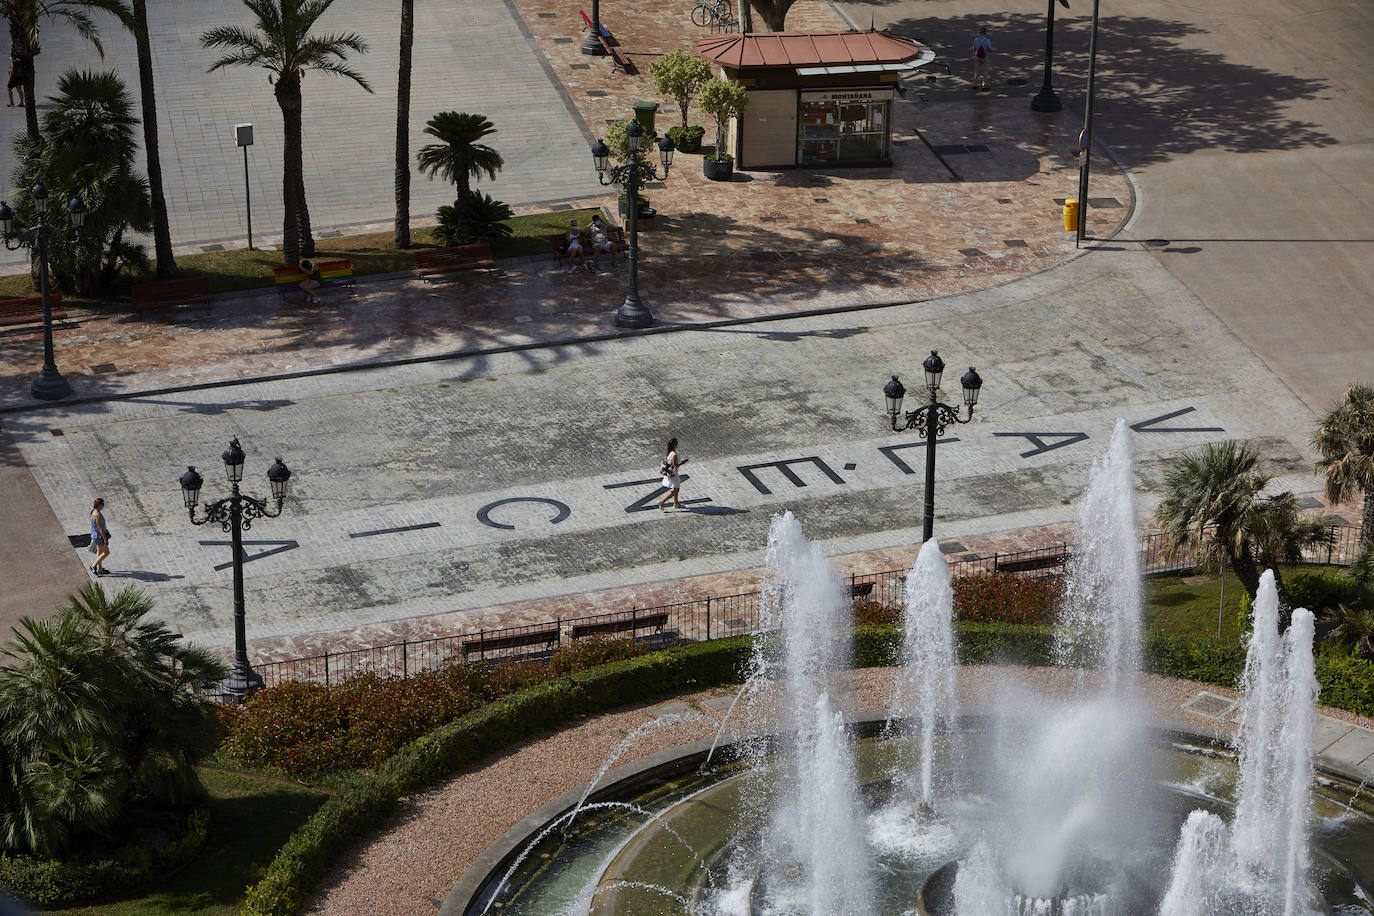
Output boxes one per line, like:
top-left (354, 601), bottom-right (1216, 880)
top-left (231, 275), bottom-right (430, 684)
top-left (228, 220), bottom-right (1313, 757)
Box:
top-left (650, 50), bottom-right (712, 155)
top-left (698, 78), bottom-right (748, 181)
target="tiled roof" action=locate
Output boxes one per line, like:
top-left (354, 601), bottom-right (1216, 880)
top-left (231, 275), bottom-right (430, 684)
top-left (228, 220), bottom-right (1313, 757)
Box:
top-left (694, 29), bottom-right (926, 70)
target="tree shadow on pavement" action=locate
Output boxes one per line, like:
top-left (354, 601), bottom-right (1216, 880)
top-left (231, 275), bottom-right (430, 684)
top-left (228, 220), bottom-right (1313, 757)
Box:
top-left (858, 9), bottom-right (1334, 167)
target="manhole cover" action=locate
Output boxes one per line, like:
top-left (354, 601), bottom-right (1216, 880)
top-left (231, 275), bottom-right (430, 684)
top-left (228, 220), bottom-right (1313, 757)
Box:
top-left (1006, 77), bottom-right (1028, 86)
top-left (1183, 692), bottom-right (1237, 719)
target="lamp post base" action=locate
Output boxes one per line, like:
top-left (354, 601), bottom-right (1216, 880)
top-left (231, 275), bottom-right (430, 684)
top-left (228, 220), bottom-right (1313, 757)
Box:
top-left (221, 664), bottom-right (265, 702)
top-left (30, 365), bottom-right (71, 401)
top-left (614, 295), bottom-right (654, 329)
top-left (581, 32), bottom-right (606, 55)
top-left (1031, 88), bottom-right (1063, 112)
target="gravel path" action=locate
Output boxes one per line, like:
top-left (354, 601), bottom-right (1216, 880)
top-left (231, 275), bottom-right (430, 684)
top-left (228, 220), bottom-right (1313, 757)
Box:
top-left (302, 666), bottom-right (1373, 915)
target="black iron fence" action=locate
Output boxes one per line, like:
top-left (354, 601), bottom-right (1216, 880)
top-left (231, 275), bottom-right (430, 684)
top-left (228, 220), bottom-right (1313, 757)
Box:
top-left (252, 525), bottom-right (1364, 690)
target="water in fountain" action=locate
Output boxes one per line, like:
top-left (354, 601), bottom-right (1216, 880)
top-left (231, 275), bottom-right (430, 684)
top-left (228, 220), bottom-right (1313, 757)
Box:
top-left (972, 419), bottom-right (1153, 907)
top-left (744, 511), bottom-right (874, 914)
top-left (887, 537), bottom-right (958, 809)
top-left (1159, 572), bottom-right (1320, 916)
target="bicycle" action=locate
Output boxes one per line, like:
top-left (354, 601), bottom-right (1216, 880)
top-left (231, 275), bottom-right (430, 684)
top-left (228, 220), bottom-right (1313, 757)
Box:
top-left (691, 0), bottom-right (731, 28)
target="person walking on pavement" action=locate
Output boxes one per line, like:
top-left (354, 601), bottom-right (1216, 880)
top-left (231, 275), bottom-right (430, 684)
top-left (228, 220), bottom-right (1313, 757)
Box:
top-left (972, 27), bottom-right (992, 91)
top-left (657, 438), bottom-right (689, 510)
top-left (89, 497), bottom-right (111, 575)
top-left (6, 56), bottom-right (23, 107)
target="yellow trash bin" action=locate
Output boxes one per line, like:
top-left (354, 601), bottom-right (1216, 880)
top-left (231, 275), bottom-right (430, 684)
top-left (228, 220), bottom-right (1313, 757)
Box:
top-left (1063, 198), bottom-right (1079, 232)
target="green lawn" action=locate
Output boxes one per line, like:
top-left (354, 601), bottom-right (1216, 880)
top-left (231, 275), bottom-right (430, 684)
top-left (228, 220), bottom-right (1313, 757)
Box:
top-left (2, 207), bottom-right (603, 309)
top-left (45, 767), bottom-right (332, 916)
top-left (1144, 571), bottom-right (1250, 640)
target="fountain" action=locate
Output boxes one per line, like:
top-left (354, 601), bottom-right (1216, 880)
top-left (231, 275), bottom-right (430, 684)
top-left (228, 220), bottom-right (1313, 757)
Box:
top-left (460, 425), bottom-right (1373, 916)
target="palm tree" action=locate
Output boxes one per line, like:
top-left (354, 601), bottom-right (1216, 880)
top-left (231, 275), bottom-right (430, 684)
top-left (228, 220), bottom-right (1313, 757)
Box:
top-left (3, 0), bottom-right (125, 147)
top-left (417, 111), bottom-right (504, 201)
top-left (1313, 383), bottom-right (1374, 548)
top-left (1154, 440), bottom-right (1335, 613)
top-left (201, 0), bottom-right (371, 267)
top-left (393, 0), bottom-right (413, 248)
top-left (12, 68), bottom-right (152, 294)
top-left (0, 583), bottom-right (225, 855)
top-left (123, 0), bottom-right (175, 277)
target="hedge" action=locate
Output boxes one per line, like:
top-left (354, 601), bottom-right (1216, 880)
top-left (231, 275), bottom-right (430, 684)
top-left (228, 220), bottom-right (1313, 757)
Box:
top-left (241, 639), bottom-right (752, 916)
top-left (240, 624), bottom-right (1374, 914)
top-left (0, 805), bottom-right (209, 909)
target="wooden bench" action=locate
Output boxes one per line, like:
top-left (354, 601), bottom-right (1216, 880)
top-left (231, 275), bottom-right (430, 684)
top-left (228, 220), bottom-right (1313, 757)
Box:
top-left (992, 552), bottom-right (1068, 575)
top-left (461, 627), bottom-right (560, 657)
top-left (0, 293), bottom-right (64, 327)
top-left (578, 10), bottom-right (632, 73)
top-left (849, 581), bottom-right (875, 599)
top-left (131, 277), bottom-right (213, 317)
top-left (415, 243), bottom-right (497, 282)
top-left (570, 611), bottom-right (670, 641)
top-left (551, 227), bottom-right (628, 268)
top-left (272, 258), bottom-right (356, 302)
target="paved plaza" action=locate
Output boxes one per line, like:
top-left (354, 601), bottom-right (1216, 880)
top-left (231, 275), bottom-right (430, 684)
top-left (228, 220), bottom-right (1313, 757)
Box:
top-left (0, 0), bottom-right (1368, 665)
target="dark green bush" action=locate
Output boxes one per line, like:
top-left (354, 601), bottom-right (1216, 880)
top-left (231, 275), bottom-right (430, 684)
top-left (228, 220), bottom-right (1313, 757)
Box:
top-left (1315, 653), bottom-right (1374, 716)
top-left (241, 640), bottom-right (751, 916)
top-left (667, 124), bottom-right (705, 153)
top-left (549, 637), bottom-right (649, 675)
top-left (1145, 633), bottom-right (1246, 685)
top-left (435, 190), bottom-right (514, 246)
top-left (1286, 569), bottom-right (1361, 613)
top-left (0, 806), bottom-right (208, 908)
top-left (852, 599), bottom-right (899, 627)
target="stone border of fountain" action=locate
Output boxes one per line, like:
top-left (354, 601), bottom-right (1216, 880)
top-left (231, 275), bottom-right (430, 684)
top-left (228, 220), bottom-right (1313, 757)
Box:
top-left (441, 712), bottom-right (1371, 915)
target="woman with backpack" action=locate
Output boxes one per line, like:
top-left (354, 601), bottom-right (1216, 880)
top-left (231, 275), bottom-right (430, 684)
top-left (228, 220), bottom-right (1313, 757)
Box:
top-left (971, 28), bottom-right (992, 91)
top-left (657, 438), bottom-right (688, 510)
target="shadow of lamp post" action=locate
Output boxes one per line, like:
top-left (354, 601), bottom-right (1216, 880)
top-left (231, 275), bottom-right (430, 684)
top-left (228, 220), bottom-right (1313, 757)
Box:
top-left (179, 438), bottom-right (292, 701)
top-left (883, 351), bottom-right (983, 543)
top-left (0, 182), bottom-right (88, 401)
top-left (591, 119), bottom-right (675, 330)
top-left (1031, 0), bottom-right (1071, 113)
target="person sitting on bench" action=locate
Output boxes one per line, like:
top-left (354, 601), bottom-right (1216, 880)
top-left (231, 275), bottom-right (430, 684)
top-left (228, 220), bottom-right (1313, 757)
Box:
top-left (565, 220), bottom-right (587, 272)
top-left (589, 214), bottom-right (617, 269)
top-left (298, 257), bottom-right (322, 304)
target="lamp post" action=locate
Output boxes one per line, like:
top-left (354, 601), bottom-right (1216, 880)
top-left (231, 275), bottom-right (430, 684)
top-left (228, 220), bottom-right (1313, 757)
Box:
top-left (883, 351), bottom-right (984, 543)
top-left (580, 0), bottom-right (606, 55)
top-left (1031, 0), bottom-right (1071, 112)
top-left (235, 123), bottom-right (254, 249)
top-left (179, 438), bottom-right (292, 701)
top-left (591, 119), bottom-right (675, 330)
top-left (0, 182), bottom-right (88, 401)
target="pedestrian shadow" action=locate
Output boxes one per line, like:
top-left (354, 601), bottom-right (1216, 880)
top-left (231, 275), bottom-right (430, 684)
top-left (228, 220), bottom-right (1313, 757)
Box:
top-left (94, 570), bottom-right (186, 583)
top-left (681, 505), bottom-right (750, 516)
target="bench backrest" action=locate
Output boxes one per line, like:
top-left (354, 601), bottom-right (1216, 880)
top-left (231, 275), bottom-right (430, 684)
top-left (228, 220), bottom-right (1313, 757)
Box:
top-left (274, 259), bottom-right (353, 286)
top-left (132, 277), bottom-right (210, 301)
top-left (0, 293), bottom-right (63, 312)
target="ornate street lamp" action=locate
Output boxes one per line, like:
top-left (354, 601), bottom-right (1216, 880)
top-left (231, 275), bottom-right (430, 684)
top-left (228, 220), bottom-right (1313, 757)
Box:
top-left (592, 118), bottom-right (675, 329)
top-left (884, 351), bottom-right (984, 542)
top-left (0, 182), bottom-right (88, 400)
top-left (1031, 0), bottom-right (1072, 113)
top-left (179, 438), bottom-right (292, 700)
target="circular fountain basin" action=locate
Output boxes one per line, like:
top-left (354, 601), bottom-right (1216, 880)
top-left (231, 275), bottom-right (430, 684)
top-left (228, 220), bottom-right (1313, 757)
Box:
top-left (449, 716), bottom-right (1374, 915)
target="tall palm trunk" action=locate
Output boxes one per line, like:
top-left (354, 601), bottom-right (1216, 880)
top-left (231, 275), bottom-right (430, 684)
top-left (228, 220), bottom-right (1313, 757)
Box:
top-left (1363, 492), bottom-right (1373, 549)
top-left (275, 75), bottom-right (302, 265)
top-left (9, 18), bottom-right (37, 146)
top-left (296, 163), bottom-right (313, 257)
top-left (1227, 544), bottom-right (1262, 602)
top-left (393, 0), bottom-right (413, 248)
top-left (131, 0), bottom-right (175, 277)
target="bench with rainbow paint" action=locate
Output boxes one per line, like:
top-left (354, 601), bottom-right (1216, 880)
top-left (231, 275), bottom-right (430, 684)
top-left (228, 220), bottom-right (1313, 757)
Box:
top-left (272, 258), bottom-right (356, 301)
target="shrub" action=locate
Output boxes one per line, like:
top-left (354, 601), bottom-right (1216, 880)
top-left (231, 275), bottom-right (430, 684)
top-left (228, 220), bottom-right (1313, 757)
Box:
top-left (435, 190), bottom-right (514, 246)
top-left (1286, 569), bottom-right (1361, 614)
top-left (550, 637), bottom-right (648, 675)
top-left (667, 124), bottom-right (706, 154)
top-left (853, 599), bottom-right (899, 627)
top-left (954, 573), bottom-right (1063, 626)
top-left (0, 805), bottom-right (208, 908)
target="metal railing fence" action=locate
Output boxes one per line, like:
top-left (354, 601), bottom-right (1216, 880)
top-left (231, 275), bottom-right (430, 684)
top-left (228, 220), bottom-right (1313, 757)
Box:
top-left (251, 525), bottom-right (1364, 690)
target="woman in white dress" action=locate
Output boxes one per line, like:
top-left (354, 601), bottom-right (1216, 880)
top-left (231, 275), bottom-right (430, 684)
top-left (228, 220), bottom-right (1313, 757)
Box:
top-left (657, 437), bottom-right (688, 510)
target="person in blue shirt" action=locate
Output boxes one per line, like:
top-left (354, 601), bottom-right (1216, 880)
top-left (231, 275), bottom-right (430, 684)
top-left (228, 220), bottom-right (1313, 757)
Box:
top-left (972, 28), bottom-right (992, 91)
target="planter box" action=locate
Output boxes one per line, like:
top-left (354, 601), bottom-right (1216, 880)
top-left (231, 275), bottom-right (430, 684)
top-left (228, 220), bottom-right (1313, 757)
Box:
top-left (703, 157), bottom-right (734, 181)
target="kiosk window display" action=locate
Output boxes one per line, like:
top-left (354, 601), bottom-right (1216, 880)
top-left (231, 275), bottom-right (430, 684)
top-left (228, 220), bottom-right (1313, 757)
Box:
top-left (799, 89), bottom-right (891, 165)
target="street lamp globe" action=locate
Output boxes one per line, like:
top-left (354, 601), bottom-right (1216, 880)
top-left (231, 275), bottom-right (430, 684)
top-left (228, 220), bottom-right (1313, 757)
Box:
top-left (0, 201), bottom-right (12, 236)
top-left (922, 350), bottom-right (945, 392)
top-left (657, 133), bottom-right (675, 168)
top-left (267, 457), bottom-right (292, 502)
top-left (625, 119), bottom-right (643, 151)
top-left (67, 196), bottom-right (86, 229)
top-left (961, 367), bottom-right (983, 408)
top-left (31, 181), bottom-right (48, 216)
top-left (180, 466), bottom-right (204, 509)
top-left (883, 375), bottom-right (906, 422)
top-left (222, 438), bottom-right (246, 483)
top-left (591, 139), bottom-right (609, 174)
